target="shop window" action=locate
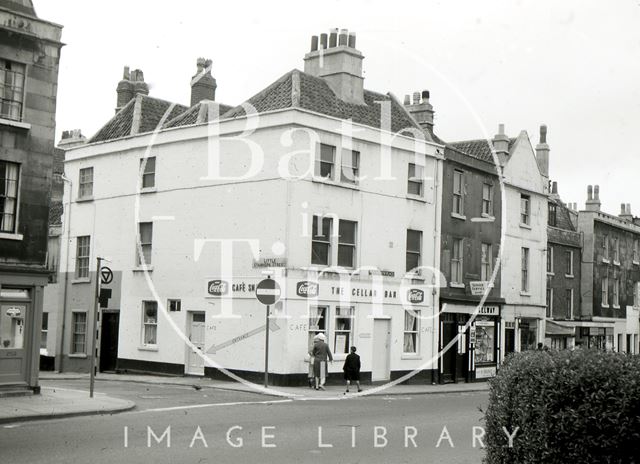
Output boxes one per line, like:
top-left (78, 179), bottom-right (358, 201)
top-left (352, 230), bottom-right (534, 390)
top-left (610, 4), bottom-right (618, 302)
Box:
top-left (0, 59), bottom-right (26, 121)
top-left (337, 219), bottom-right (357, 268)
top-left (565, 250), bottom-right (574, 276)
top-left (0, 303), bottom-right (26, 349)
top-left (75, 236), bottom-right (90, 279)
top-left (482, 183), bottom-right (493, 216)
top-left (521, 247), bottom-right (530, 292)
top-left (78, 167), bottom-right (93, 199)
top-left (315, 144), bottom-right (335, 179)
top-left (519, 321), bottom-right (537, 351)
top-left (403, 309), bottom-right (419, 353)
top-left (308, 306), bottom-right (327, 348)
top-left (407, 163), bottom-right (423, 196)
top-left (0, 160), bottom-right (19, 233)
top-left (546, 246), bottom-right (554, 274)
top-left (71, 312), bottom-right (87, 354)
top-left (520, 194), bottom-right (530, 225)
top-left (140, 156), bottom-right (156, 189)
top-left (451, 238), bottom-right (463, 284)
top-left (566, 289), bottom-right (573, 319)
top-left (475, 321), bottom-right (495, 363)
top-left (452, 170), bottom-right (464, 215)
top-left (311, 215), bottom-right (332, 266)
top-left (334, 306), bottom-right (354, 354)
top-left (142, 301), bottom-right (158, 345)
top-left (41, 312), bottom-right (48, 350)
top-left (481, 243), bottom-right (492, 281)
top-left (406, 229), bottom-right (422, 272)
top-left (340, 150), bottom-right (359, 184)
top-left (137, 222), bottom-right (153, 265)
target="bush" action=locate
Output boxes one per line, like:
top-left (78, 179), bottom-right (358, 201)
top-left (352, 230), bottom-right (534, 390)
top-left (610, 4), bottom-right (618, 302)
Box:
top-left (483, 349), bottom-right (640, 463)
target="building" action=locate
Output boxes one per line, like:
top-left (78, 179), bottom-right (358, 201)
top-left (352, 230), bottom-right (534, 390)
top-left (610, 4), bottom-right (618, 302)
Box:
top-left (451, 124), bottom-right (549, 359)
top-left (0, 0), bottom-right (63, 393)
top-left (544, 181), bottom-right (580, 349)
top-left (55, 29), bottom-right (445, 385)
top-left (575, 187), bottom-right (640, 351)
top-left (405, 92), bottom-right (504, 383)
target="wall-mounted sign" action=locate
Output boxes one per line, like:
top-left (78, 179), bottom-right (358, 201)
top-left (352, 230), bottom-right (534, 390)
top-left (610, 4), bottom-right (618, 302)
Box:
top-left (5, 306), bottom-right (22, 318)
top-left (475, 366), bottom-right (497, 379)
top-left (369, 270), bottom-right (395, 277)
top-left (470, 281), bottom-right (489, 296)
top-left (207, 279), bottom-right (229, 296)
top-left (406, 289), bottom-right (425, 304)
top-left (478, 305), bottom-right (500, 317)
top-left (252, 258), bottom-right (287, 268)
top-left (296, 281), bottom-right (319, 298)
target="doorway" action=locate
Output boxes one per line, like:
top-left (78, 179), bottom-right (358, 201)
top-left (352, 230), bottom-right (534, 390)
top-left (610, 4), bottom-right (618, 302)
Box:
top-left (186, 312), bottom-right (205, 376)
top-left (371, 319), bottom-right (390, 381)
top-left (100, 311), bottom-right (119, 372)
top-left (0, 302), bottom-right (30, 385)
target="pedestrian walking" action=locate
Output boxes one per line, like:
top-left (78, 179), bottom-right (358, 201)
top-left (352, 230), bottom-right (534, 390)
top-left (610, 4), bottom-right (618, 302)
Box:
top-left (310, 333), bottom-right (332, 390)
top-left (343, 346), bottom-right (362, 393)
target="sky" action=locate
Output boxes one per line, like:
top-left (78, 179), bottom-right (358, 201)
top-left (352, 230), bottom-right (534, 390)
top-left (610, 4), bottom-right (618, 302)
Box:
top-left (36, 0), bottom-right (640, 215)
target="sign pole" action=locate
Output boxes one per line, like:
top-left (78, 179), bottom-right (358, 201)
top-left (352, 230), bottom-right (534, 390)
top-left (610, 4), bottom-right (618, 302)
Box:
top-left (264, 303), bottom-right (270, 388)
top-left (89, 257), bottom-right (102, 398)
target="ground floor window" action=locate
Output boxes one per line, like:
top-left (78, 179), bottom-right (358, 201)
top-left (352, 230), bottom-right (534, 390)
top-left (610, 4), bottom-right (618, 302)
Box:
top-left (308, 306), bottom-right (327, 348)
top-left (142, 301), bottom-right (158, 346)
top-left (403, 309), bottom-right (420, 353)
top-left (519, 320), bottom-right (538, 350)
top-left (549, 336), bottom-right (568, 350)
top-left (41, 312), bottom-right (48, 350)
top-left (334, 306), bottom-right (354, 354)
top-left (504, 322), bottom-right (515, 354)
top-left (475, 319), bottom-right (495, 363)
top-left (71, 312), bottom-right (87, 354)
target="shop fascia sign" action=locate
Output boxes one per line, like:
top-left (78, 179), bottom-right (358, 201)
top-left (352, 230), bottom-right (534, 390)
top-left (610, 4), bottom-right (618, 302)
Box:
top-left (469, 281), bottom-right (492, 296)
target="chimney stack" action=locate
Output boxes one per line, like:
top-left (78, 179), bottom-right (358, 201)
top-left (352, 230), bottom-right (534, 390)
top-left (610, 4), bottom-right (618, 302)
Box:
top-left (585, 184), bottom-right (601, 212)
top-left (492, 123), bottom-right (510, 166)
top-left (190, 58), bottom-right (217, 106)
top-left (620, 203), bottom-right (634, 222)
top-left (58, 129), bottom-right (87, 150)
top-left (116, 66), bottom-right (134, 113)
top-left (304, 27), bottom-right (365, 105)
top-left (535, 124), bottom-right (550, 190)
top-left (550, 181), bottom-right (560, 200)
top-left (404, 89), bottom-right (435, 131)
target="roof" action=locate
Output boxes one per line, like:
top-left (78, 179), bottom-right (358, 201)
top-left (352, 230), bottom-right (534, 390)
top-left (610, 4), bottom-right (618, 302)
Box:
top-left (549, 197), bottom-right (577, 232)
top-left (48, 202), bottom-right (63, 226)
top-left (163, 100), bottom-right (234, 129)
top-left (449, 138), bottom-right (516, 163)
top-left (89, 95), bottom-right (188, 144)
top-left (0, 0), bottom-right (36, 16)
top-left (224, 69), bottom-right (426, 136)
top-left (545, 320), bottom-right (575, 337)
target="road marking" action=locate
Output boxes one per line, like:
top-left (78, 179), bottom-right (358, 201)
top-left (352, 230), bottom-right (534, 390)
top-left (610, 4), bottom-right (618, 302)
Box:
top-left (139, 398), bottom-right (293, 413)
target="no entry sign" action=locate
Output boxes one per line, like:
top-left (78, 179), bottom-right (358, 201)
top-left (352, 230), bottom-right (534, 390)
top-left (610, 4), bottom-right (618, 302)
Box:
top-left (255, 278), bottom-right (281, 305)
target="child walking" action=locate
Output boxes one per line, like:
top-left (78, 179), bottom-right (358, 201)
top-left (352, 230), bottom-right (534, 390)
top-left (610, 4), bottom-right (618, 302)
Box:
top-left (343, 346), bottom-right (362, 393)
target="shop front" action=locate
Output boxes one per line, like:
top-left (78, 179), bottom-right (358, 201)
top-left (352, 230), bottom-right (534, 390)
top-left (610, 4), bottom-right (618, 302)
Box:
top-left (544, 320), bottom-right (575, 350)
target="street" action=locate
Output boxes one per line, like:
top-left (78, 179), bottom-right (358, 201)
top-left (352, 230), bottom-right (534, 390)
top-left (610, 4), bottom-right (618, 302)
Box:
top-left (0, 379), bottom-right (488, 464)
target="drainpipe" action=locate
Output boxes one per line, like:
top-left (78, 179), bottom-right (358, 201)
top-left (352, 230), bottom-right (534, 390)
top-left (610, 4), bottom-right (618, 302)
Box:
top-left (432, 155), bottom-right (442, 384)
top-left (57, 173), bottom-right (72, 372)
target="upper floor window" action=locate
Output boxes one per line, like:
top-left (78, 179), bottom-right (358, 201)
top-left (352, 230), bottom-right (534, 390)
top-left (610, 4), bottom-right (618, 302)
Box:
top-left (337, 219), bottom-right (357, 268)
top-left (547, 246), bottom-right (554, 274)
top-left (634, 239), bottom-right (640, 263)
top-left (520, 194), bottom-right (530, 225)
top-left (451, 238), bottom-right (464, 284)
top-left (546, 288), bottom-right (553, 318)
top-left (0, 59), bottom-right (26, 121)
top-left (78, 167), bottom-right (93, 199)
top-left (602, 276), bottom-right (609, 306)
top-left (521, 247), bottom-right (530, 292)
top-left (137, 222), bottom-right (153, 266)
top-left (406, 229), bottom-right (422, 272)
top-left (140, 157), bottom-right (156, 189)
top-left (566, 289), bottom-right (573, 319)
top-left (407, 163), bottom-right (423, 196)
top-left (603, 235), bottom-right (609, 261)
top-left (0, 160), bottom-right (19, 233)
top-left (482, 183), bottom-right (493, 216)
top-left (71, 312), bottom-right (87, 354)
top-left (613, 277), bottom-right (619, 307)
top-left (565, 250), bottom-right (574, 276)
top-left (612, 238), bottom-right (619, 263)
top-left (311, 215), bottom-right (333, 266)
top-left (548, 203), bottom-right (557, 227)
top-left (452, 170), bottom-right (464, 215)
top-left (481, 243), bottom-right (492, 281)
top-left (340, 150), bottom-right (359, 185)
top-left (75, 236), bottom-right (90, 279)
top-left (315, 144), bottom-right (335, 180)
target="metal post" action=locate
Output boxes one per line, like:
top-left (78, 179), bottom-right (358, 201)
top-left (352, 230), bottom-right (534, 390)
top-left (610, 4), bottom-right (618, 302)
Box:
top-left (264, 304), bottom-right (270, 388)
top-left (89, 257), bottom-right (101, 398)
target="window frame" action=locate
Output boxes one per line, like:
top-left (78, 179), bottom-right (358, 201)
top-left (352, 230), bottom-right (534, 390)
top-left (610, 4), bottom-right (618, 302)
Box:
top-left (566, 288), bottom-right (573, 319)
top-left (565, 250), bottom-right (574, 277)
top-left (407, 163), bottom-right (424, 197)
top-left (521, 247), bottom-right (530, 292)
top-left (337, 219), bottom-right (357, 268)
top-left (140, 156), bottom-right (156, 189)
top-left (75, 235), bottom-right (90, 279)
top-left (71, 311), bottom-right (87, 355)
top-left (403, 309), bottom-right (420, 354)
top-left (546, 288), bottom-right (553, 318)
top-left (142, 300), bottom-right (158, 346)
top-left (0, 59), bottom-right (26, 122)
top-left (612, 237), bottom-right (620, 264)
top-left (603, 235), bottom-right (609, 261)
top-left (451, 238), bottom-right (464, 284)
top-left (311, 215), bottom-right (333, 266)
top-left (520, 194), bottom-right (531, 226)
top-left (40, 312), bottom-right (49, 350)
top-left (547, 246), bottom-right (554, 274)
top-left (602, 275), bottom-right (609, 307)
top-left (78, 167), bottom-right (94, 199)
top-left (0, 160), bottom-right (20, 234)
top-left (481, 243), bottom-right (492, 281)
top-left (308, 305), bottom-right (328, 348)
top-left (406, 229), bottom-right (422, 273)
top-left (613, 277), bottom-right (619, 307)
top-left (137, 222), bottom-right (153, 266)
top-left (482, 183), bottom-right (493, 216)
top-left (548, 203), bottom-right (557, 227)
top-left (315, 143), bottom-right (336, 180)
top-left (333, 306), bottom-right (355, 355)
top-left (340, 150), bottom-right (359, 185)
top-left (633, 239), bottom-right (640, 264)
top-left (167, 299), bottom-right (181, 312)
top-left (452, 169), bottom-right (464, 215)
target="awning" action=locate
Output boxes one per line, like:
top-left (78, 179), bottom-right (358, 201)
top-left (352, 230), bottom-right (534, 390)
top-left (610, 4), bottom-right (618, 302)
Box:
top-left (545, 320), bottom-right (576, 337)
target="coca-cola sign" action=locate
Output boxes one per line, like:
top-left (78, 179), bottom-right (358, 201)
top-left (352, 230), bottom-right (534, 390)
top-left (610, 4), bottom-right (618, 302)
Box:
top-left (406, 288), bottom-right (424, 304)
top-left (207, 279), bottom-right (229, 296)
top-left (296, 281), bottom-right (319, 298)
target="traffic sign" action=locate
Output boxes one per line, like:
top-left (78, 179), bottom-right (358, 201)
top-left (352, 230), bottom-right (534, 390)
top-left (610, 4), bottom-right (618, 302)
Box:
top-left (255, 278), bottom-right (281, 305)
top-left (100, 266), bottom-right (113, 285)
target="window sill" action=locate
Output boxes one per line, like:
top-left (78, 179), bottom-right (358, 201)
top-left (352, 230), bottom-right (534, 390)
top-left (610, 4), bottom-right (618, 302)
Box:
top-left (68, 353), bottom-right (87, 358)
top-left (546, 272), bottom-right (555, 276)
top-left (140, 187), bottom-right (157, 194)
top-left (138, 345), bottom-right (159, 352)
top-left (133, 266), bottom-right (154, 272)
top-left (450, 212), bottom-right (466, 221)
top-left (565, 274), bottom-right (574, 279)
top-left (311, 176), bottom-right (359, 191)
top-left (613, 261), bottom-right (621, 267)
top-left (76, 196), bottom-right (94, 203)
top-left (613, 305), bottom-right (620, 309)
top-left (406, 194), bottom-right (426, 203)
top-left (519, 223), bottom-right (532, 230)
top-left (601, 304), bottom-right (609, 308)
top-left (633, 261), bottom-right (639, 266)
top-left (401, 354), bottom-right (422, 360)
top-left (449, 283), bottom-right (465, 289)
top-left (71, 278), bottom-right (91, 284)
top-left (481, 213), bottom-right (495, 220)
top-left (520, 291), bottom-right (531, 297)
top-left (0, 117), bottom-right (31, 130)
top-left (602, 258), bottom-right (610, 264)
top-left (0, 232), bottom-right (23, 241)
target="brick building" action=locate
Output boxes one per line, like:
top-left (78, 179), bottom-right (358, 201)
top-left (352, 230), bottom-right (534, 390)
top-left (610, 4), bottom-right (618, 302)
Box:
top-left (0, 0), bottom-right (63, 393)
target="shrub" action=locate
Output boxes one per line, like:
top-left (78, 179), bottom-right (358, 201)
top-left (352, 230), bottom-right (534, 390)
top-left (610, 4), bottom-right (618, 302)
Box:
top-left (483, 349), bottom-right (640, 463)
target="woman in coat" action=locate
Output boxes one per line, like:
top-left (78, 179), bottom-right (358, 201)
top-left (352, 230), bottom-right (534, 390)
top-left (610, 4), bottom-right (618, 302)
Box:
top-left (309, 333), bottom-right (333, 390)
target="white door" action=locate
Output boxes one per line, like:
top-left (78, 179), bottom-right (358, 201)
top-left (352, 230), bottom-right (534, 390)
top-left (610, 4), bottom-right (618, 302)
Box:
top-left (186, 312), bottom-right (205, 375)
top-left (372, 319), bottom-right (391, 381)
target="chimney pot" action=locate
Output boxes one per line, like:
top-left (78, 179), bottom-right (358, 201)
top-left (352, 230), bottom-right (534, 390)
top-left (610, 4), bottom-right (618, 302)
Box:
top-left (498, 123), bottom-right (505, 135)
top-left (540, 124), bottom-right (547, 144)
top-left (412, 91), bottom-right (420, 105)
top-left (594, 185), bottom-right (600, 200)
top-left (191, 57), bottom-right (217, 106)
top-left (627, 203), bottom-right (631, 214)
top-left (421, 90), bottom-right (430, 100)
top-left (348, 32), bottom-right (356, 48)
top-left (404, 94), bottom-right (410, 105)
top-left (311, 35), bottom-right (319, 52)
top-left (621, 203), bottom-right (626, 215)
top-left (329, 28), bottom-right (338, 47)
top-left (338, 29), bottom-right (348, 46)
top-left (587, 185), bottom-right (593, 200)
top-left (319, 33), bottom-right (328, 49)
top-left (552, 181), bottom-right (558, 194)
top-left (123, 66), bottom-right (130, 80)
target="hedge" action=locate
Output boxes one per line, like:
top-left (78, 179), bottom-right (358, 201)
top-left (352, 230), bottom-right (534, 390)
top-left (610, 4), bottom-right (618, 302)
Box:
top-left (483, 349), bottom-right (640, 463)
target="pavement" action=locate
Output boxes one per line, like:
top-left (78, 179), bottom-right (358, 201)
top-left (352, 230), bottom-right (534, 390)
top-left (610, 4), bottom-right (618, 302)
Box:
top-left (0, 371), bottom-right (489, 425)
